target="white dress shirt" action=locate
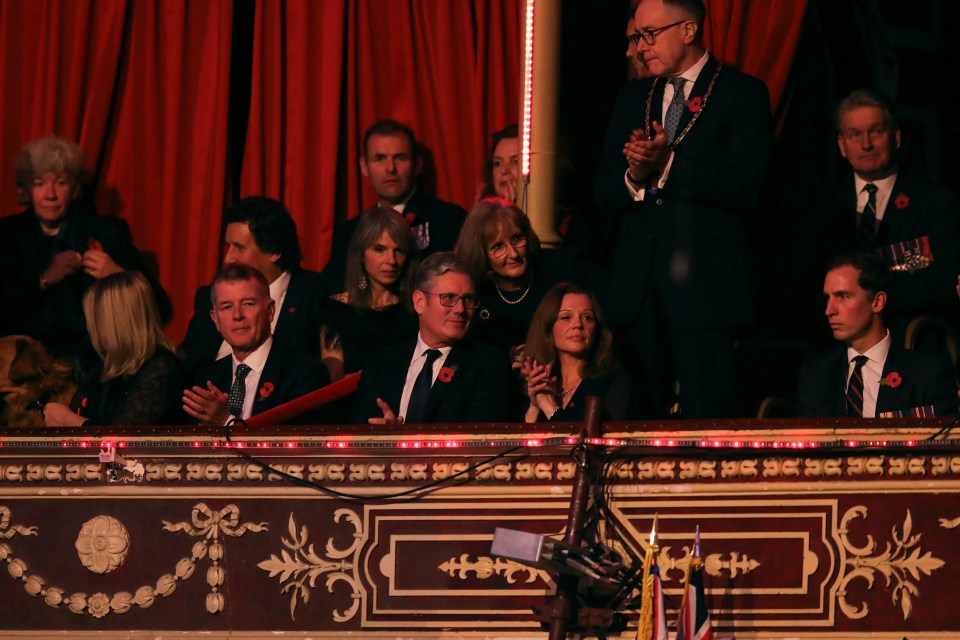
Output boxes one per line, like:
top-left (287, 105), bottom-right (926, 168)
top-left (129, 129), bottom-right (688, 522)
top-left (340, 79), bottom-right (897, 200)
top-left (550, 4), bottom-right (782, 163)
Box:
top-left (398, 333), bottom-right (452, 420)
top-left (846, 330), bottom-right (891, 418)
top-left (853, 173), bottom-right (897, 227)
top-left (626, 51), bottom-right (710, 201)
top-left (226, 336), bottom-right (273, 422)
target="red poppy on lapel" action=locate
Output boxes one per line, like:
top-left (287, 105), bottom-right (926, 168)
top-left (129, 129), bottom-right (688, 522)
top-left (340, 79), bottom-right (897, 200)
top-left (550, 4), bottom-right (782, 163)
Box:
top-left (438, 367), bottom-right (455, 383)
top-left (687, 96), bottom-right (703, 113)
top-left (881, 372), bottom-right (902, 388)
top-left (259, 381), bottom-right (275, 398)
top-left (895, 194), bottom-right (909, 209)
top-left (405, 211), bottom-right (416, 225)
top-left (287, 307), bottom-right (296, 313)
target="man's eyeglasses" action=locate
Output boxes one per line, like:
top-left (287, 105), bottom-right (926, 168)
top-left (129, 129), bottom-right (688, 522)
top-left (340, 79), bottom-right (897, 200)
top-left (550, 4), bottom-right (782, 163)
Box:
top-left (628, 20), bottom-right (687, 46)
top-left (420, 291), bottom-right (478, 309)
top-left (488, 234), bottom-right (529, 259)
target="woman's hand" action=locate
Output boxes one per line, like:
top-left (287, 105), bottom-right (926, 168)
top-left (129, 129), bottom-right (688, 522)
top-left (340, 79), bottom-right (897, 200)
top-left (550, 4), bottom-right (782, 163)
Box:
top-left (42, 402), bottom-right (87, 427)
top-left (520, 357), bottom-right (559, 422)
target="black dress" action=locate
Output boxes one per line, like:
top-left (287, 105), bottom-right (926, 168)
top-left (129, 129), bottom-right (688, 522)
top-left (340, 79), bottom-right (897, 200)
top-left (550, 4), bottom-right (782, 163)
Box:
top-left (470, 247), bottom-right (610, 354)
top-left (320, 299), bottom-right (419, 373)
top-left (547, 366), bottom-right (639, 422)
top-left (70, 349), bottom-right (184, 426)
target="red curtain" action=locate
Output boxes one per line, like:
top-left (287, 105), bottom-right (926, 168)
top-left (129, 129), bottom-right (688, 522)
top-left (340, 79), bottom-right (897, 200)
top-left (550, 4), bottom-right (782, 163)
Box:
top-left (0, 0), bottom-right (127, 212)
top-left (703, 0), bottom-right (808, 114)
top-left (242, 0), bottom-right (521, 271)
top-left (0, 0), bottom-right (233, 340)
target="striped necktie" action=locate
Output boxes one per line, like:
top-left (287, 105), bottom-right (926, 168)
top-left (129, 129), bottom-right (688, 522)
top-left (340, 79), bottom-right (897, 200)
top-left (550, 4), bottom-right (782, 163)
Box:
top-left (845, 355), bottom-right (868, 417)
top-left (858, 183), bottom-right (879, 251)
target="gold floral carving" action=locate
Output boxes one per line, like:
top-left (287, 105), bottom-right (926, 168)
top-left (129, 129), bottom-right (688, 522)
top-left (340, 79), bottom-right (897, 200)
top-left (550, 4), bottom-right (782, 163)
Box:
top-left (432, 462), bottom-right (470, 480)
top-left (656, 545), bottom-right (760, 580)
top-left (439, 554), bottom-right (552, 585)
top-left (390, 462), bottom-right (428, 481)
top-left (1, 503), bottom-right (263, 618)
top-left (514, 462), bottom-right (554, 480)
top-left (163, 503), bottom-right (267, 614)
top-left (257, 510), bottom-right (363, 622)
top-left (939, 517), bottom-right (960, 529)
top-left (888, 457), bottom-right (926, 476)
top-left (679, 460), bottom-right (716, 480)
top-left (762, 457), bottom-right (800, 477)
top-left (349, 463), bottom-right (385, 482)
top-left (838, 506), bottom-right (944, 621)
top-left (608, 460), bottom-right (635, 480)
top-left (930, 456), bottom-right (960, 476)
top-left (307, 463), bottom-right (346, 482)
top-left (557, 461), bottom-right (577, 480)
top-left (637, 460), bottom-right (675, 480)
top-left (76, 516), bottom-right (129, 573)
top-left (804, 458), bottom-right (842, 477)
top-left (475, 462), bottom-right (512, 481)
top-left (846, 456), bottom-right (885, 476)
top-left (720, 459), bottom-right (758, 478)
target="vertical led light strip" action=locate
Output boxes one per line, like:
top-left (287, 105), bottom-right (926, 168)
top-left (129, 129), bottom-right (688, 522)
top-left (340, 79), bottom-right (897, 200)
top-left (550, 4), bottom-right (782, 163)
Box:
top-left (521, 0), bottom-right (535, 178)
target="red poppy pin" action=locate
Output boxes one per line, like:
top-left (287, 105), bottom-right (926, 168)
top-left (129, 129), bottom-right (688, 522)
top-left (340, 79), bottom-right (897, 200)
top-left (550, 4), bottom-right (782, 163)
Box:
top-left (687, 96), bottom-right (703, 113)
top-left (881, 372), bottom-right (902, 389)
top-left (259, 381), bottom-right (275, 398)
top-left (895, 194), bottom-right (909, 209)
top-left (438, 367), bottom-right (455, 383)
top-left (405, 211), bottom-right (416, 225)
top-left (288, 306), bottom-right (296, 313)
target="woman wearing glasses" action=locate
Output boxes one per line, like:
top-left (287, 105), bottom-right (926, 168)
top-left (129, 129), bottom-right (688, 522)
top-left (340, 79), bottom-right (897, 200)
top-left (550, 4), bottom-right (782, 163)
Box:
top-left (457, 198), bottom-right (581, 357)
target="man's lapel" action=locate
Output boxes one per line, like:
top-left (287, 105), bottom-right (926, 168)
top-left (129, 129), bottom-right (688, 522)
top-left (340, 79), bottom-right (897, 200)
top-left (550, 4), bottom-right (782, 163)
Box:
top-left (253, 347), bottom-right (283, 411)
top-left (273, 272), bottom-right (301, 338)
top-left (423, 346), bottom-right (467, 421)
top-left (672, 54), bottom-right (718, 135)
top-left (876, 346), bottom-right (906, 415)
top-left (831, 347), bottom-right (849, 416)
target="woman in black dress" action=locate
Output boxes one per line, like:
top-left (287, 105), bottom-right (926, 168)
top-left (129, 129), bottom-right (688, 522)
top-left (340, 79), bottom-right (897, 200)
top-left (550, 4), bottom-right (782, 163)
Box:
top-left (521, 283), bottom-right (638, 422)
top-left (42, 271), bottom-right (183, 426)
top-left (321, 207), bottom-right (419, 380)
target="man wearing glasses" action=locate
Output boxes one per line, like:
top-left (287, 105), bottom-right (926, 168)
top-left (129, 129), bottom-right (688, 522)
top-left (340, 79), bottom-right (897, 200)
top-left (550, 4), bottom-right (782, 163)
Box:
top-left (595, 0), bottom-right (773, 419)
top-left (351, 252), bottom-right (512, 424)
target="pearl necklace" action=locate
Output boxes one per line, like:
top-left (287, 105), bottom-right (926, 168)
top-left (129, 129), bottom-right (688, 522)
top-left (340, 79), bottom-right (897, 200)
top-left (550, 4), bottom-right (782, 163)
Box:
top-left (494, 270), bottom-right (535, 305)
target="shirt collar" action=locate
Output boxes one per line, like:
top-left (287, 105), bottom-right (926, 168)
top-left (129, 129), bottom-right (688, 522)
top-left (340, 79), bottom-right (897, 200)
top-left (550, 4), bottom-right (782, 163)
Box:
top-left (269, 270), bottom-right (291, 305)
top-left (853, 173), bottom-right (897, 198)
top-left (847, 329), bottom-right (891, 365)
top-left (385, 186), bottom-right (418, 214)
top-left (414, 332), bottom-right (452, 361)
top-left (677, 50), bottom-right (710, 85)
top-left (233, 335), bottom-right (273, 375)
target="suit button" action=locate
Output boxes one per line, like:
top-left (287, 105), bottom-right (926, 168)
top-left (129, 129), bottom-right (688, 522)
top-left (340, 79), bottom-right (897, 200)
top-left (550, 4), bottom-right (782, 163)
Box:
top-left (656, 198), bottom-right (663, 205)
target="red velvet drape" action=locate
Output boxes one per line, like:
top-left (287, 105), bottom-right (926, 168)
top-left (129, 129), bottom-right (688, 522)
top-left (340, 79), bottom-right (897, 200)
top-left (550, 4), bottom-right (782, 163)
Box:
top-left (703, 0), bottom-right (808, 114)
top-left (241, 0), bottom-right (521, 271)
top-left (0, 0), bottom-right (233, 340)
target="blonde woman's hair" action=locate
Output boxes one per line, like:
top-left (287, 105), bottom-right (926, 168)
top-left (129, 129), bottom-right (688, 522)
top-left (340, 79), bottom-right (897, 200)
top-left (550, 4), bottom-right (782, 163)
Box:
top-left (83, 272), bottom-right (174, 380)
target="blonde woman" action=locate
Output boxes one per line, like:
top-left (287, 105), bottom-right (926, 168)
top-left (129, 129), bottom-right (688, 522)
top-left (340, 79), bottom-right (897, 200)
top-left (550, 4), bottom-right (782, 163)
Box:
top-left (43, 272), bottom-right (183, 426)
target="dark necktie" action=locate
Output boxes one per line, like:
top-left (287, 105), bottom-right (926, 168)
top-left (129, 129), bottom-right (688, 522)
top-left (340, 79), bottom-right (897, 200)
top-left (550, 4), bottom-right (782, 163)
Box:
top-left (405, 349), bottom-right (441, 424)
top-left (228, 363), bottom-right (252, 418)
top-left (664, 77), bottom-right (686, 144)
top-left (845, 355), bottom-right (868, 417)
top-left (858, 183), bottom-right (879, 251)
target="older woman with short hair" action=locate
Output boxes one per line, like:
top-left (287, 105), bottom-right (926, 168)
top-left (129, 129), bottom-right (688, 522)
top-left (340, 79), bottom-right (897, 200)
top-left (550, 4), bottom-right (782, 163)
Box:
top-left (521, 282), bottom-right (640, 422)
top-left (42, 272), bottom-right (183, 426)
top-left (0, 136), bottom-right (169, 359)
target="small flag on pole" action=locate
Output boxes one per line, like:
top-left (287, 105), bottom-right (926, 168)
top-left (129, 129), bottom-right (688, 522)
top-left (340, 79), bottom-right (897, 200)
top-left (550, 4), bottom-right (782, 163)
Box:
top-left (676, 527), bottom-right (713, 640)
top-left (637, 515), bottom-right (668, 640)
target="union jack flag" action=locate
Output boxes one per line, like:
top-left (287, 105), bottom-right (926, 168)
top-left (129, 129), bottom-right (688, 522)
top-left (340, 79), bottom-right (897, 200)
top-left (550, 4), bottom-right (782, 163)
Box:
top-left (675, 563), bottom-right (712, 640)
top-left (651, 563), bottom-right (668, 640)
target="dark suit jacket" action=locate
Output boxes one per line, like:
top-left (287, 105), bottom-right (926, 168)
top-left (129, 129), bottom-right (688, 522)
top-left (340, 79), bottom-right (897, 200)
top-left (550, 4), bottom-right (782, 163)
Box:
top-left (322, 191), bottom-right (466, 292)
top-left (179, 268), bottom-right (327, 378)
top-left (0, 207), bottom-right (170, 357)
top-left (797, 343), bottom-right (958, 417)
top-left (835, 175), bottom-right (960, 322)
top-left (195, 343), bottom-right (330, 421)
top-left (351, 339), bottom-right (512, 424)
top-left (594, 55), bottom-right (773, 328)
